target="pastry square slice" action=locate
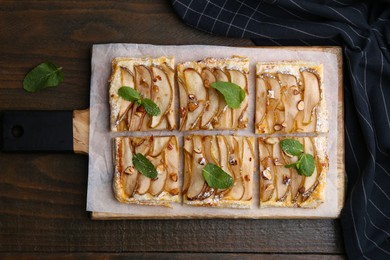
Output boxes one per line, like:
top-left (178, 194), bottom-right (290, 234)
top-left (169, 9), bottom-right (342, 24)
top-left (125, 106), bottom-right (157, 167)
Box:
top-left (258, 137), bottom-right (328, 208)
top-left (113, 136), bottom-right (179, 206)
top-left (183, 135), bottom-right (254, 208)
top-left (109, 57), bottom-right (176, 132)
top-left (177, 56), bottom-right (249, 131)
top-left (255, 61), bottom-right (328, 134)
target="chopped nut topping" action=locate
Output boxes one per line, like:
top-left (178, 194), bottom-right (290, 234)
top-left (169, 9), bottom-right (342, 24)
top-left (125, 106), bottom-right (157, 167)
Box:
top-left (124, 166), bottom-right (135, 175)
top-left (282, 175), bottom-right (291, 185)
top-left (156, 75), bottom-right (162, 81)
top-left (198, 157), bottom-right (206, 165)
top-left (262, 167), bottom-right (272, 180)
top-left (273, 158), bottom-right (283, 166)
top-left (244, 175), bottom-right (251, 181)
top-left (293, 88), bottom-right (300, 95)
top-left (156, 164), bottom-right (164, 173)
top-left (188, 102), bottom-right (199, 112)
top-left (204, 79), bottom-right (210, 88)
top-left (268, 90), bottom-right (275, 99)
top-left (188, 94), bottom-right (196, 101)
top-left (264, 137), bottom-right (278, 145)
top-left (180, 107), bottom-right (187, 118)
top-left (274, 124), bottom-right (283, 131)
top-left (167, 143), bottom-right (173, 150)
top-left (298, 187), bottom-right (306, 194)
top-left (153, 85), bottom-right (159, 92)
top-left (281, 122), bottom-right (287, 127)
top-left (170, 188), bottom-right (179, 195)
top-left (136, 105), bottom-right (145, 113)
top-left (170, 173), bottom-right (178, 182)
top-left (249, 157), bottom-right (252, 162)
top-left (297, 100), bottom-right (305, 111)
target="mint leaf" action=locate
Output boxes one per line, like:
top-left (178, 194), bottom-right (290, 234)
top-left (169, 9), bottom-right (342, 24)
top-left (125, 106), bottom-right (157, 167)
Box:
top-left (23, 62), bottom-right (63, 93)
top-left (202, 163), bottom-right (233, 189)
top-left (285, 163), bottom-right (297, 168)
top-left (280, 139), bottom-right (304, 156)
top-left (118, 86), bottom-right (141, 102)
top-left (296, 154), bottom-right (315, 177)
top-left (132, 153), bottom-right (158, 179)
top-left (141, 98), bottom-right (161, 116)
top-left (211, 81), bottom-right (246, 109)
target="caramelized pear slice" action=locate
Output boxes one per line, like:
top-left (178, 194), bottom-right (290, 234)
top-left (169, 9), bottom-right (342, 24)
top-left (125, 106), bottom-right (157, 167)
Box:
top-left (149, 136), bottom-right (171, 157)
top-left (264, 75), bottom-right (281, 133)
top-left (121, 138), bottom-right (138, 197)
top-left (273, 142), bottom-right (290, 201)
top-left (302, 138), bottom-right (319, 200)
top-left (256, 76), bottom-right (267, 133)
top-left (241, 137), bottom-right (254, 201)
top-left (203, 136), bottom-right (214, 164)
top-left (184, 69), bottom-right (207, 130)
top-left (225, 137), bottom-right (244, 200)
top-left (134, 139), bottom-right (152, 195)
top-left (260, 156), bottom-right (275, 202)
top-left (150, 66), bottom-right (173, 128)
top-left (280, 75), bottom-right (300, 133)
top-left (178, 77), bottom-right (188, 130)
top-left (228, 70), bottom-right (248, 128)
top-left (301, 69), bottom-right (321, 124)
top-left (286, 138), bottom-right (303, 202)
top-left (201, 69), bottom-right (219, 128)
top-left (116, 67), bottom-right (135, 128)
top-left (182, 151), bottom-right (192, 194)
top-left (216, 136), bottom-right (234, 195)
top-left (148, 156), bottom-right (167, 196)
top-left (161, 63), bottom-right (176, 129)
top-left (213, 69), bottom-right (231, 128)
top-left (164, 137), bottom-right (179, 195)
top-left (183, 136), bottom-right (193, 155)
top-left (186, 136), bottom-right (206, 200)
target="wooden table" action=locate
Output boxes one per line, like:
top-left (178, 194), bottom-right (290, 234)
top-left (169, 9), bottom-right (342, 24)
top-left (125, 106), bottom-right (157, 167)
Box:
top-left (0, 1), bottom-right (345, 258)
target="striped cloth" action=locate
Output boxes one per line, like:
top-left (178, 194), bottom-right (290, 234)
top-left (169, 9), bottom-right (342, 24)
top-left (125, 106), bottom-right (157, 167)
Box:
top-left (171, 0), bottom-right (390, 259)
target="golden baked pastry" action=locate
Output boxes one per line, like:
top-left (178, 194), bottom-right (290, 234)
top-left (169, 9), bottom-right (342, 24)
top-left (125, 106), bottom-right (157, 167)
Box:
top-left (113, 136), bottom-right (179, 206)
top-left (258, 137), bottom-right (328, 208)
top-left (183, 135), bottom-right (254, 208)
top-left (109, 57), bottom-right (176, 132)
top-left (177, 56), bottom-right (249, 130)
top-left (255, 61), bottom-right (328, 134)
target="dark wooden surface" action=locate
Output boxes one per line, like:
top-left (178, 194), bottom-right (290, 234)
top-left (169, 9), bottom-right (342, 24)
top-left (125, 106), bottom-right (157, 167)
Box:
top-left (0, 0), bottom-right (345, 258)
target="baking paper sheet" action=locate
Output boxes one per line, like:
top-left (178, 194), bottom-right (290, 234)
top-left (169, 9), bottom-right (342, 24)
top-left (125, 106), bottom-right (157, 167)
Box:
top-left (87, 44), bottom-right (340, 218)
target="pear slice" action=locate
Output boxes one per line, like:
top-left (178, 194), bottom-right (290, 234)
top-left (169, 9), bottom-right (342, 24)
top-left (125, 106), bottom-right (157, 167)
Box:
top-left (149, 136), bottom-right (171, 157)
top-left (186, 136), bottom-right (206, 200)
top-left (148, 156), bottom-right (167, 196)
top-left (210, 135), bottom-right (220, 166)
top-left (183, 150), bottom-right (192, 194)
top-left (241, 137), bottom-right (254, 201)
top-left (264, 75), bottom-right (281, 133)
top-left (161, 63), bottom-right (176, 129)
top-left (213, 69), bottom-right (231, 129)
top-left (302, 138), bottom-right (319, 201)
top-left (183, 136), bottom-right (193, 155)
top-left (286, 138), bottom-right (304, 202)
top-left (228, 70), bottom-right (248, 129)
top-left (280, 75), bottom-right (300, 133)
top-left (272, 142), bottom-right (290, 201)
top-left (164, 137), bottom-right (179, 195)
top-left (200, 68), bottom-right (219, 128)
top-left (183, 69), bottom-right (207, 130)
top-left (301, 69), bottom-right (321, 124)
top-left (259, 140), bottom-right (275, 202)
top-left (121, 138), bottom-right (138, 197)
top-left (203, 136), bottom-right (214, 164)
top-left (134, 139), bottom-right (152, 195)
top-left (116, 67), bottom-right (135, 129)
top-left (225, 136), bottom-right (244, 200)
top-left (150, 66), bottom-right (173, 129)
top-left (215, 136), bottom-right (234, 195)
top-left (178, 77), bottom-right (188, 131)
top-left (256, 76), bottom-right (267, 133)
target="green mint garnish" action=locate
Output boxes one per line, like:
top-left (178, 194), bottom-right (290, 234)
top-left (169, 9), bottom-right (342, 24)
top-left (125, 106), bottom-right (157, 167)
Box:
top-left (132, 153), bottom-right (158, 179)
top-left (280, 139), bottom-right (304, 156)
top-left (23, 62), bottom-right (64, 93)
top-left (280, 139), bottom-right (315, 177)
top-left (141, 98), bottom-right (161, 116)
top-left (118, 87), bottom-right (160, 116)
top-left (202, 163), bottom-right (234, 189)
top-left (210, 81), bottom-right (246, 109)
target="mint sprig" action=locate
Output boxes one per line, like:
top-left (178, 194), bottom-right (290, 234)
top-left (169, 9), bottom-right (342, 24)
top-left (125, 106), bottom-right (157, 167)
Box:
top-left (118, 86), bottom-right (160, 116)
top-left (210, 81), bottom-right (246, 109)
top-left (280, 139), bottom-right (315, 177)
top-left (23, 62), bottom-right (64, 93)
top-left (202, 163), bottom-right (233, 189)
top-left (132, 153), bottom-right (158, 179)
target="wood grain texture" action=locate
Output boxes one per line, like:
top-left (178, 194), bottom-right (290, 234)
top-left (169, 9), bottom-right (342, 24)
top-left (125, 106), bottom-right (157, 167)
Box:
top-left (0, 0), bottom-right (344, 256)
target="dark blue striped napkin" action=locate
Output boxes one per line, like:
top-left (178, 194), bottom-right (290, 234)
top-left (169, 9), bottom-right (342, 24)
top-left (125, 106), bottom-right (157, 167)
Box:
top-left (171, 0), bottom-right (390, 258)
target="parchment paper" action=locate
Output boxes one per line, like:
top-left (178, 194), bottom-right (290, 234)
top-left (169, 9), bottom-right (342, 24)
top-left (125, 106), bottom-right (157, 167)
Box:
top-left (87, 44), bottom-right (340, 218)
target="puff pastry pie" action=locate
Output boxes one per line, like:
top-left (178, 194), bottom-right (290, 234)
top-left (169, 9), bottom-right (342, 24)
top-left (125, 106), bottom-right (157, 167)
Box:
top-left (177, 56), bottom-right (249, 131)
top-left (255, 61), bottom-right (328, 134)
top-left (183, 135), bottom-right (254, 208)
top-left (258, 137), bottom-right (328, 208)
top-left (113, 136), bottom-right (179, 206)
top-left (109, 57), bottom-right (176, 132)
